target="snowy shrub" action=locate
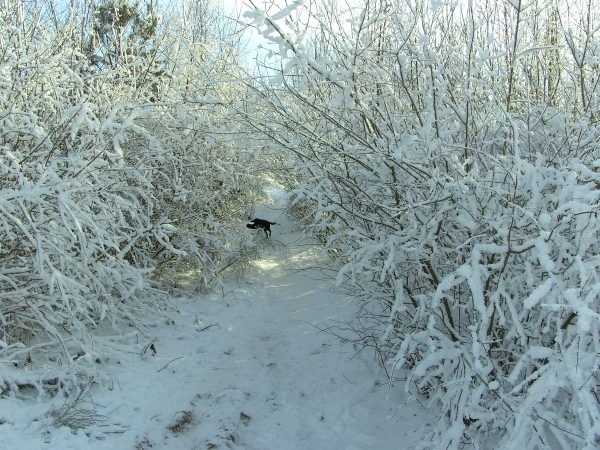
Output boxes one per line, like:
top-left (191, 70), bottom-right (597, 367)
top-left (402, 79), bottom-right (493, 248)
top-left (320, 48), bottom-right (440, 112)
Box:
top-left (0, 0), bottom-right (257, 395)
top-left (243, 0), bottom-right (600, 448)
top-left (0, 7), bottom-right (155, 393)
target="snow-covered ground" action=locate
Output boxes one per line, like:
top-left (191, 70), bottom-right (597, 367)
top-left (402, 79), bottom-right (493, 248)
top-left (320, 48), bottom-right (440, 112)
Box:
top-left (1, 186), bottom-right (430, 449)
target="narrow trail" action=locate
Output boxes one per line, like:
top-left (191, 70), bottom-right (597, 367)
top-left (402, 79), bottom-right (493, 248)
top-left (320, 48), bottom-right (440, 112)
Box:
top-left (145, 186), bottom-right (428, 450)
top-left (4, 186), bottom-right (429, 450)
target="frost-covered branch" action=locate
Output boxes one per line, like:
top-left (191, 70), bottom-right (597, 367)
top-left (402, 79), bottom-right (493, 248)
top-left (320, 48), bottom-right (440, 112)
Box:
top-left (240, 0), bottom-right (600, 448)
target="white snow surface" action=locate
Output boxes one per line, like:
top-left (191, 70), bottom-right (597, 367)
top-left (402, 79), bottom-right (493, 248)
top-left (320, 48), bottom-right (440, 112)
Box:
top-left (1, 186), bottom-right (429, 450)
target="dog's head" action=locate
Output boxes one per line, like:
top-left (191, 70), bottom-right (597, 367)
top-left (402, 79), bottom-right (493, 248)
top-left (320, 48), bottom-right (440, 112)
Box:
top-left (246, 223), bottom-right (258, 230)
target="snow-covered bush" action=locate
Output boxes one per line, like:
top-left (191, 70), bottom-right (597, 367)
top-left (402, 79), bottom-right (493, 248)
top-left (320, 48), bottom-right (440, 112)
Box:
top-left (243, 0), bottom-right (600, 448)
top-left (0, 0), bottom-right (257, 395)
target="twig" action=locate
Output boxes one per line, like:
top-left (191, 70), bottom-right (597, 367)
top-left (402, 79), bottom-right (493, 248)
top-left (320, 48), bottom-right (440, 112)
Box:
top-left (106, 403), bottom-right (124, 416)
top-left (157, 357), bottom-right (184, 373)
top-left (141, 338), bottom-right (157, 358)
top-left (199, 324), bottom-right (219, 332)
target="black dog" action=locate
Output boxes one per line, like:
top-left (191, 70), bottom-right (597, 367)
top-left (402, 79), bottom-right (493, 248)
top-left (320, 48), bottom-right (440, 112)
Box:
top-left (246, 218), bottom-right (276, 237)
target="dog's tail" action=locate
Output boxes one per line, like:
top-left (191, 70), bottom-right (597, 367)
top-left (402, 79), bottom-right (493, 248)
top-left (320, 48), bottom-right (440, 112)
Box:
top-left (270, 222), bottom-right (276, 225)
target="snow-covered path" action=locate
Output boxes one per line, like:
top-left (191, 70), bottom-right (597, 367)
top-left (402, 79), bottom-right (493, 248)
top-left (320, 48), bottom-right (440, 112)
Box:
top-left (2, 187), bottom-right (428, 450)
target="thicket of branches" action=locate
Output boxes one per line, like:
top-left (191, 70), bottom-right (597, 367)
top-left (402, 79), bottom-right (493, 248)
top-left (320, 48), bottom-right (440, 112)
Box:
top-left (241, 0), bottom-right (600, 448)
top-left (0, 0), bottom-right (261, 395)
top-left (4, 0), bottom-right (600, 446)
